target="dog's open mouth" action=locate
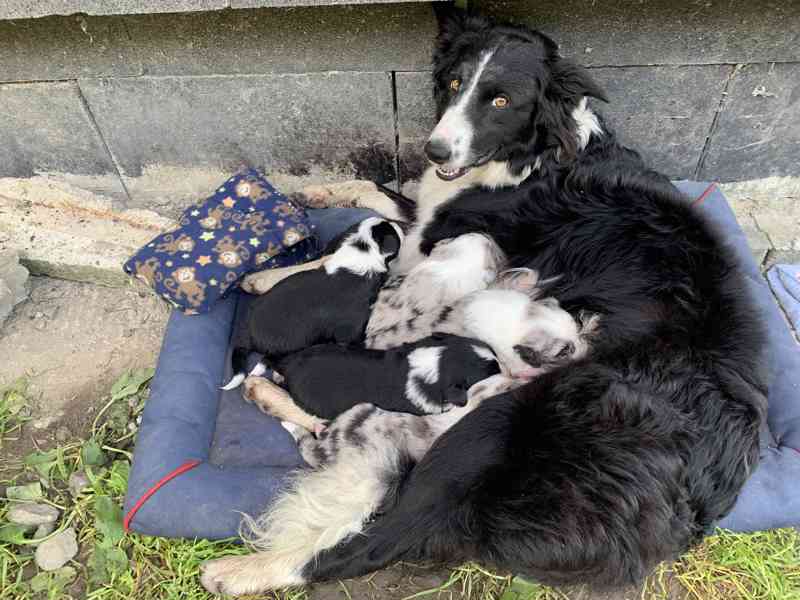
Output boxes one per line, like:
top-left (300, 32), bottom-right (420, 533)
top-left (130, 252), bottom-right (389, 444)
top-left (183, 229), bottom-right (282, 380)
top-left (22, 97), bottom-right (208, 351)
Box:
top-left (435, 166), bottom-right (470, 181)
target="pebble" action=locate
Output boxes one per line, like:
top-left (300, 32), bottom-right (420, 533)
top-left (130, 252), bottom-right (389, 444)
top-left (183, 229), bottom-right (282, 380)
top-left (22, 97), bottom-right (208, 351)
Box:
top-left (55, 426), bottom-right (71, 442)
top-left (34, 521), bottom-right (55, 540)
top-left (7, 503), bottom-right (60, 526)
top-left (68, 471), bottom-right (91, 497)
top-left (35, 527), bottom-right (78, 571)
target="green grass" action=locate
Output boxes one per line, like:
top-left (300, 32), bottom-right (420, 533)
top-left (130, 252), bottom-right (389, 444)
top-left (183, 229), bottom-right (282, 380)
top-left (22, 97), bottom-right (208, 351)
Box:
top-left (2, 370), bottom-right (800, 600)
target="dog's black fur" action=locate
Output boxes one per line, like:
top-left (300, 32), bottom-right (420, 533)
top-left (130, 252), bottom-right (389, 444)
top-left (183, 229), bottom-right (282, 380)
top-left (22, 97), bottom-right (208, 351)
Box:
top-left (225, 219), bottom-right (402, 386)
top-left (275, 334), bottom-right (501, 420)
top-left (300, 12), bottom-right (769, 588)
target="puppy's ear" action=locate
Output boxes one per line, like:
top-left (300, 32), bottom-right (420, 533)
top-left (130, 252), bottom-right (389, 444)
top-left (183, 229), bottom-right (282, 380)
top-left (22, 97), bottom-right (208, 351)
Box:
top-left (444, 383), bottom-right (469, 407)
top-left (493, 268), bottom-right (540, 293)
top-left (371, 221), bottom-right (402, 260)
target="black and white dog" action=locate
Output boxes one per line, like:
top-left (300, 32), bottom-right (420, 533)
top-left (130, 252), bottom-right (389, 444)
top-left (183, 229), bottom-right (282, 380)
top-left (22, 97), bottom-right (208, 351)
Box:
top-left (222, 217), bottom-right (403, 390)
top-left (203, 10), bottom-right (768, 595)
top-left (275, 334), bottom-right (500, 419)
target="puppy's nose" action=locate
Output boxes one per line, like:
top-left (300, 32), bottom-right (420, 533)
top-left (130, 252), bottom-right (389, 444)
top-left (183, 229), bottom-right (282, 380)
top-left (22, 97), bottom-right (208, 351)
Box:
top-left (424, 138), bottom-right (452, 164)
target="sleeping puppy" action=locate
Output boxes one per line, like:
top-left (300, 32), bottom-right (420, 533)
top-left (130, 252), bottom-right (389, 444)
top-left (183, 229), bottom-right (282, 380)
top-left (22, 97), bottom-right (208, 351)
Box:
top-left (242, 273), bottom-right (596, 434)
top-left (366, 232), bottom-right (506, 349)
top-left (222, 217), bottom-right (403, 390)
top-left (265, 334), bottom-right (500, 422)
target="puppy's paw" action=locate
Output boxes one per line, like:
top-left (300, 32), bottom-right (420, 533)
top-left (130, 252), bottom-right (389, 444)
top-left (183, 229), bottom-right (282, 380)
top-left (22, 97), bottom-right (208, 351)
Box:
top-left (313, 421), bottom-right (329, 438)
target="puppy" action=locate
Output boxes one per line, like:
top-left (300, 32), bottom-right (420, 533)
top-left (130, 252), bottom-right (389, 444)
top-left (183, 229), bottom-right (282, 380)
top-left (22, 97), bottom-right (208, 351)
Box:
top-left (222, 217), bottom-right (403, 390)
top-left (258, 334), bottom-right (501, 422)
top-left (366, 232), bottom-right (506, 349)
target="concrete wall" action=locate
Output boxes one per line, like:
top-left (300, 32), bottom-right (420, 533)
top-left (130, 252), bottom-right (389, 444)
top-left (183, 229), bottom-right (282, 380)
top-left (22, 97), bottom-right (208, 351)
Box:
top-left (1, 0), bottom-right (798, 219)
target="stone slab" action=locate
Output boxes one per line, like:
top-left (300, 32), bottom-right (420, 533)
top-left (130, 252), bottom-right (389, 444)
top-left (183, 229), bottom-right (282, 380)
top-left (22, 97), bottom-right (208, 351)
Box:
top-left (396, 65), bottom-right (730, 181)
top-left (699, 63), bottom-right (800, 182)
top-left (477, 0), bottom-right (800, 66)
top-left (593, 65), bottom-right (732, 179)
top-left (0, 4), bottom-right (435, 82)
top-left (79, 72), bottom-right (397, 215)
top-left (0, 82), bottom-right (128, 205)
top-left (0, 177), bottom-right (173, 286)
top-left (0, 0), bottom-right (435, 20)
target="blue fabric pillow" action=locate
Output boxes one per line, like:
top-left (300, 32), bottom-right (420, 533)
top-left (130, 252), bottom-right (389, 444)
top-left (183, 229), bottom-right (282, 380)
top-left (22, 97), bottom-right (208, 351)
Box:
top-left (123, 168), bottom-right (320, 315)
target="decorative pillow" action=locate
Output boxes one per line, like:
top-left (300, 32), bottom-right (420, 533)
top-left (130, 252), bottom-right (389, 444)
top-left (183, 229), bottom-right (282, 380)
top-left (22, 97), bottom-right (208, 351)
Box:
top-left (124, 168), bottom-right (321, 314)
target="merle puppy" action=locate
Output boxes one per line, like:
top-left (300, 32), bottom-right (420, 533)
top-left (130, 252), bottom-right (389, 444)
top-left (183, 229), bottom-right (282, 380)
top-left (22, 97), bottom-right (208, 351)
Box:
top-left (222, 217), bottom-right (403, 390)
top-left (276, 334), bottom-right (500, 419)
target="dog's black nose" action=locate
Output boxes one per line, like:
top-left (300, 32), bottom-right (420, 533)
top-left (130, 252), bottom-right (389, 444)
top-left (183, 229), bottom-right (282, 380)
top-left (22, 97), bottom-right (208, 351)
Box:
top-left (424, 138), bottom-right (452, 164)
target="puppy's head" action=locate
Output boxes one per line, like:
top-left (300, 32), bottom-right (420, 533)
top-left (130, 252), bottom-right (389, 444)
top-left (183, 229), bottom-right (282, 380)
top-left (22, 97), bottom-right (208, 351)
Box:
top-left (458, 269), bottom-right (596, 379)
top-left (430, 334), bottom-right (501, 407)
top-left (426, 9), bottom-right (608, 180)
top-left (324, 217), bottom-right (404, 277)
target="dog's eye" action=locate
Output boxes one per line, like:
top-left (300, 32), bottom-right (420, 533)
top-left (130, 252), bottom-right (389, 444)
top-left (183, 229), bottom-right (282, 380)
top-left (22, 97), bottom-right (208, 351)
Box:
top-left (492, 95), bottom-right (510, 108)
top-left (449, 79), bottom-right (461, 92)
top-left (556, 343), bottom-right (575, 358)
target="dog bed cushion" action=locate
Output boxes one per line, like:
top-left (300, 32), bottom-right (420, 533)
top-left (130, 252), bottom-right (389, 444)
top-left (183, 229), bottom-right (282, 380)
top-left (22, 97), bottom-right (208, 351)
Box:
top-left (123, 167), bottom-right (320, 315)
top-left (123, 182), bottom-right (800, 539)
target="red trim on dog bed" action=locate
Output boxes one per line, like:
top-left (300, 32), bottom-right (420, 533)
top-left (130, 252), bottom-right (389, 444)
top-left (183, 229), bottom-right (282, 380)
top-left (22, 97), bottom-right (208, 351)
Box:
top-left (124, 460), bottom-right (202, 532)
top-left (691, 182), bottom-right (718, 207)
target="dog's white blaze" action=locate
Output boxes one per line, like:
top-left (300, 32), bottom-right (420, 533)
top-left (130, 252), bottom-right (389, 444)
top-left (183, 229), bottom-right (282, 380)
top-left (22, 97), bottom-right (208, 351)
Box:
top-left (325, 216), bottom-right (398, 276)
top-left (572, 97), bottom-right (603, 150)
top-left (430, 50), bottom-right (496, 168)
top-left (405, 346), bottom-right (445, 413)
top-left (249, 362), bottom-right (267, 377)
top-left (471, 344), bottom-right (497, 363)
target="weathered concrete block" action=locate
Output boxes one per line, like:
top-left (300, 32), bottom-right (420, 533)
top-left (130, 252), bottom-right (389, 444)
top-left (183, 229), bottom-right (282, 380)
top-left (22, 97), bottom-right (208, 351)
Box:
top-left (593, 65), bottom-right (732, 179)
top-left (396, 66), bottom-right (730, 181)
top-left (396, 72), bottom-right (435, 182)
top-left (0, 251), bottom-right (29, 325)
top-left (0, 82), bottom-right (127, 206)
top-left (699, 63), bottom-right (800, 182)
top-left (0, 1), bottom-right (227, 19)
top-left (0, 177), bottom-right (173, 286)
top-left (477, 0), bottom-right (800, 66)
top-left (0, 4), bottom-right (435, 82)
top-left (79, 72), bottom-right (397, 215)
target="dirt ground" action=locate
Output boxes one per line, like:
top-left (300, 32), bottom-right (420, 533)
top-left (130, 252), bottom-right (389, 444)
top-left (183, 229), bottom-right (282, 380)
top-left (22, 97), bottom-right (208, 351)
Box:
top-left (0, 276), bottom-right (169, 439)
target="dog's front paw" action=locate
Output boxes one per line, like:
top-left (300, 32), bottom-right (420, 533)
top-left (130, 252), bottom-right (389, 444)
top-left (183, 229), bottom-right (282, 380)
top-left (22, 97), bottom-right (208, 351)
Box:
top-left (241, 271), bottom-right (273, 295)
top-left (200, 557), bottom-right (257, 597)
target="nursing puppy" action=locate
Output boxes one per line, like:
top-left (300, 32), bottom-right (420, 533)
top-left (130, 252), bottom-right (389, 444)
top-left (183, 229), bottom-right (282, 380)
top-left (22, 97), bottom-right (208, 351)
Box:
top-left (276, 334), bottom-right (501, 419)
top-left (366, 232), bottom-right (506, 349)
top-left (222, 217), bottom-right (403, 390)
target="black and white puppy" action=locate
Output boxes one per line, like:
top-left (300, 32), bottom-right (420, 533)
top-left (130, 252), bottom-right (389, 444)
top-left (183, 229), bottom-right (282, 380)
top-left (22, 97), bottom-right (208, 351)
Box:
top-left (273, 334), bottom-right (500, 419)
top-left (222, 217), bottom-right (403, 390)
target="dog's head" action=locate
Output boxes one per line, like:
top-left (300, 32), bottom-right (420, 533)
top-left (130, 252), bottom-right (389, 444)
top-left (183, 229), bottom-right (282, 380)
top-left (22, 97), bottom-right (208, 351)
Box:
top-left (425, 9), bottom-right (608, 181)
top-left (324, 217), bottom-right (404, 277)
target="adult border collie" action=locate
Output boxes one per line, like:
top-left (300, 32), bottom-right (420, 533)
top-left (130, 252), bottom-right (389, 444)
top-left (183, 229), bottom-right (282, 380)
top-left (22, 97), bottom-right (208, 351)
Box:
top-left (202, 10), bottom-right (768, 594)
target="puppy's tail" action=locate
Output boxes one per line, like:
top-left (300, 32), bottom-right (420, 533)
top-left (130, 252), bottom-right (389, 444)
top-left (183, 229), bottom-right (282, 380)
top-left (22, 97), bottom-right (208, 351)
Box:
top-left (220, 347), bottom-right (252, 390)
top-left (236, 447), bottom-right (409, 589)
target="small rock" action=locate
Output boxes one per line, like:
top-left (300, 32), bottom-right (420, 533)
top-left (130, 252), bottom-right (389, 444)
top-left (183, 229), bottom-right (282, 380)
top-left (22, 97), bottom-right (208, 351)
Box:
top-left (31, 415), bottom-right (57, 430)
top-left (34, 318), bottom-right (48, 331)
top-left (584, 46), bottom-right (593, 53)
top-left (35, 527), bottom-right (78, 571)
top-left (0, 250), bottom-right (30, 326)
top-left (7, 503), bottom-right (60, 526)
top-left (68, 471), bottom-right (91, 497)
top-left (34, 521), bottom-right (55, 540)
top-left (55, 426), bottom-right (71, 443)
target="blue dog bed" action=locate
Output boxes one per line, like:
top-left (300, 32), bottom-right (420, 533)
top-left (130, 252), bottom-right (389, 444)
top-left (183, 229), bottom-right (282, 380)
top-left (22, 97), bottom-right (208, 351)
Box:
top-left (123, 182), bottom-right (800, 539)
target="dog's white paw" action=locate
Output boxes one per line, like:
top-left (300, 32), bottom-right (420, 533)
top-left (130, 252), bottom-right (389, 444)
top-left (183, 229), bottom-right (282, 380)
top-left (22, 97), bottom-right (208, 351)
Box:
top-left (200, 556), bottom-right (253, 596)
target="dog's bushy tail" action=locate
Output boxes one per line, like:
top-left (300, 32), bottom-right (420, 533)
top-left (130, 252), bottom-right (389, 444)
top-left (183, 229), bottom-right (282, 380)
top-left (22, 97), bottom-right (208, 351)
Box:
top-left (237, 446), bottom-right (408, 588)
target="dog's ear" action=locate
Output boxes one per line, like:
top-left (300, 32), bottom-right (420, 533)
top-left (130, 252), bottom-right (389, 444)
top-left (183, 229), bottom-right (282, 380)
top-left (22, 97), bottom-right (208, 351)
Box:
top-left (432, 4), bottom-right (467, 38)
top-left (493, 268), bottom-right (540, 293)
top-left (550, 57), bottom-right (609, 103)
top-left (370, 220), bottom-right (402, 260)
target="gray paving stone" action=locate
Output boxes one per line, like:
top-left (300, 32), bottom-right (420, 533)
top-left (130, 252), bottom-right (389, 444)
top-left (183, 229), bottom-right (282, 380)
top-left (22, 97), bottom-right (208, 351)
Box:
top-left (79, 72), bottom-right (397, 210)
top-left (396, 65), bottom-right (730, 181)
top-left (699, 63), bottom-right (800, 182)
top-left (0, 4), bottom-right (435, 82)
top-left (477, 0), bottom-right (800, 66)
top-left (0, 82), bottom-right (127, 196)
